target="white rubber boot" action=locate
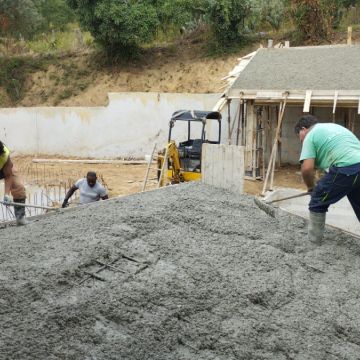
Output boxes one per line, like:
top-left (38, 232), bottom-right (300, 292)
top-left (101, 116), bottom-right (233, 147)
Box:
top-left (308, 211), bottom-right (326, 245)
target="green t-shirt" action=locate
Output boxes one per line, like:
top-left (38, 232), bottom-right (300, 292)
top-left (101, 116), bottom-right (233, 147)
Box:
top-left (300, 123), bottom-right (360, 169)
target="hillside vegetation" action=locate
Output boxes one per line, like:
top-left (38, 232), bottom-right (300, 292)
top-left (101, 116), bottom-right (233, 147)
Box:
top-left (0, 0), bottom-right (360, 107)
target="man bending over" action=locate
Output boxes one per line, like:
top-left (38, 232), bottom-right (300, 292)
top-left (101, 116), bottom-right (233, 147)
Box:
top-left (295, 115), bottom-right (360, 244)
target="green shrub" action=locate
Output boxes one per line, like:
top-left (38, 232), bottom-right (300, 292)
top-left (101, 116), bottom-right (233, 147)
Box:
top-left (0, 56), bottom-right (49, 102)
top-left (67, 0), bottom-right (159, 56)
top-left (207, 0), bottom-right (251, 46)
top-left (289, 0), bottom-right (347, 42)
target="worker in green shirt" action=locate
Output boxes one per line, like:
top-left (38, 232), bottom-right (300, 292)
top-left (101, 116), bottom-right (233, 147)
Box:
top-left (295, 115), bottom-right (360, 245)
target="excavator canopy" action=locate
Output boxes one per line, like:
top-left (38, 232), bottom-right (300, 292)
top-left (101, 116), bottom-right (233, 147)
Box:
top-left (170, 110), bottom-right (222, 122)
top-left (168, 110), bottom-right (222, 143)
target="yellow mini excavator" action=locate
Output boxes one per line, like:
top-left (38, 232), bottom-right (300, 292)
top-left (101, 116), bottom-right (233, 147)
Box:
top-left (158, 110), bottom-right (222, 186)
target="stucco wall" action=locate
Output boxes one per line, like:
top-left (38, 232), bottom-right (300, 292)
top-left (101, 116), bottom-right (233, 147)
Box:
top-left (0, 92), bottom-right (220, 158)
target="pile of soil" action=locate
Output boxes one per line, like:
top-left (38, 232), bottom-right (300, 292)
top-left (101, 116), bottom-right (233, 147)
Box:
top-left (1, 182), bottom-right (359, 359)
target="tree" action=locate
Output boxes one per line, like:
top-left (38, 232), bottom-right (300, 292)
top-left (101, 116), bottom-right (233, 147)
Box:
top-left (37, 0), bottom-right (75, 32)
top-left (156, 0), bottom-right (208, 32)
top-left (289, 0), bottom-right (347, 42)
top-left (207, 0), bottom-right (251, 45)
top-left (0, 0), bottom-right (42, 39)
top-left (0, 0), bottom-right (74, 40)
top-left (67, 0), bottom-right (159, 55)
top-left (258, 0), bottom-right (286, 31)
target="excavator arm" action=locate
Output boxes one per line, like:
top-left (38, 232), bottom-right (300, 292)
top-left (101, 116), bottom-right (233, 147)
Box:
top-left (166, 141), bottom-right (183, 183)
top-left (157, 140), bottom-right (184, 185)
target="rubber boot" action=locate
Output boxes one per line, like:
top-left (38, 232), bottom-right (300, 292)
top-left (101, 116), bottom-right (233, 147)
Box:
top-left (308, 211), bottom-right (326, 245)
top-left (13, 198), bottom-right (28, 226)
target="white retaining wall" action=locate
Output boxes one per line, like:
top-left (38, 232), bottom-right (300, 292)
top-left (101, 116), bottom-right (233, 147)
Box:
top-left (0, 92), bottom-right (219, 158)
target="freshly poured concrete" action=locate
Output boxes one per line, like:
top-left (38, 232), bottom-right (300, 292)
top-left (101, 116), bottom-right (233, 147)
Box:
top-left (264, 187), bottom-right (360, 237)
top-left (1, 183), bottom-right (360, 359)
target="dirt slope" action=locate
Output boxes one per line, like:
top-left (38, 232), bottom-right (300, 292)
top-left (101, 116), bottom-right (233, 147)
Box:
top-left (17, 41), bottom-right (258, 108)
top-left (2, 28), bottom-right (360, 108)
top-left (1, 182), bottom-right (359, 359)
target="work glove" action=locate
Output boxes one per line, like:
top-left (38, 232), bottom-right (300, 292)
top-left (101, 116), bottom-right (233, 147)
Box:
top-left (61, 199), bottom-right (69, 208)
top-left (3, 194), bottom-right (12, 205)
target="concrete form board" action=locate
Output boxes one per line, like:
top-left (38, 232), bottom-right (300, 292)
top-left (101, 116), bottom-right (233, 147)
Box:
top-left (202, 144), bottom-right (244, 194)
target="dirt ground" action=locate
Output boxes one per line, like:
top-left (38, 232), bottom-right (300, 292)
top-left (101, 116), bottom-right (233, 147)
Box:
top-left (13, 156), bottom-right (153, 198)
top-left (1, 182), bottom-right (359, 359)
top-left (12, 156), bottom-right (305, 199)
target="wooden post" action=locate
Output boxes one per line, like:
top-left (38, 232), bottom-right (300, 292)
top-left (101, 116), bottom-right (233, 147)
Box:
top-left (142, 143), bottom-right (157, 192)
top-left (235, 93), bottom-right (244, 146)
top-left (263, 106), bottom-right (271, 179)
top-left (234, 92), bottom-right (244, 145)
top-left (270, 102), bottom-right (283, 190)
top-left (245, 101), bottom-right (256, 176)
top-left (349, 108), bottom-right (355, 133)
top-left (261, 92), bottom-right (289, 195)
top-left (277, 111), bottom-right (282, 169)
top-left (256, 107), bottom-right (265, 179)
top-left (303, 90), bottom-right (312, 113)
top-left (227, 98), bottom-right (232, 145)
top-left (243, 101), bottom-right (248, 147)
top-left (229, 97), bottom-right (242, 143)
top-left (252, 109), bottom-right (258, 179)
top-left (347, 26), bottom-right (353, 45)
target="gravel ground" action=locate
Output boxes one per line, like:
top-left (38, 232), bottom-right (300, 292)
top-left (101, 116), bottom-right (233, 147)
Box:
top-left (1, 182), bottom-right (360, 360)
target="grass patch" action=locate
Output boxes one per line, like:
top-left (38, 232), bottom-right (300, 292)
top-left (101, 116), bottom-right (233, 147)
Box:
top-left (0, 56), bottom-right (51, 103)
top-left (27, 25), bottom-right (93, 54)
top-left (204, 34), bottom-right (258, 58)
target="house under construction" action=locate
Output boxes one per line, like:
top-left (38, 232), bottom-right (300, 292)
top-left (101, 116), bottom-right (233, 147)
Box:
top-left (219, 44), bottom-right (360, 193)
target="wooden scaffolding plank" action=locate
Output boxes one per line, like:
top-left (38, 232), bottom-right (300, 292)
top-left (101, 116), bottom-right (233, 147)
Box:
top-left (333, 91), bottom-right (339, 114)
top-left (142, 143), bottom-right (157, 192)
top-left (303, 90), bottom-right (312, 113)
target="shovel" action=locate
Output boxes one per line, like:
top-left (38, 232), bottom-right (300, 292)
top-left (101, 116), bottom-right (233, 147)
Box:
top-left (254, 191), bottom-right (311, 217)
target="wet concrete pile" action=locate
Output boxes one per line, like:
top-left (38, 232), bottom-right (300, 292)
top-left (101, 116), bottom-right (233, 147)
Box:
top-left (1, 182), bottom-right (360, 360)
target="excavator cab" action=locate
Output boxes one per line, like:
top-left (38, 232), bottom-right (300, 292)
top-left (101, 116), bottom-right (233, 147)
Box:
top-left (159, 110), bottom-right (222, 184)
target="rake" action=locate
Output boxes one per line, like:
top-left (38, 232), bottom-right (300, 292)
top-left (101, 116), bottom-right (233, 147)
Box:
top-left (254, 191), bottom-right (311, 217)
